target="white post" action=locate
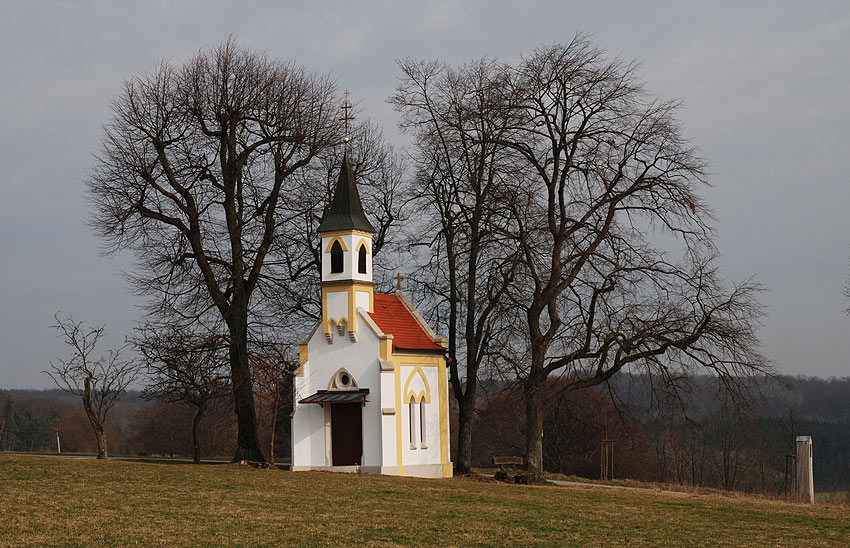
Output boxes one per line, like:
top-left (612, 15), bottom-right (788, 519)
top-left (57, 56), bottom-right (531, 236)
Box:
top-left (795, 435), bottom-right (814, 504)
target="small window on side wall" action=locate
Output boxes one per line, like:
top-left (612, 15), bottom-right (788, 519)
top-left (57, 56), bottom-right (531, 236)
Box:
top-left (330, 241), bottom-right (344, 273)
top-left (409, 395), bottom-right (417, 448)
top-left (358, 245), bottom-right (367, 274)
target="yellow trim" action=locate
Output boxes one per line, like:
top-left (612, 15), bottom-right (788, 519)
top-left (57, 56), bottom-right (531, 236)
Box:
top-left (356, 238), bottom-right (371, 254)
top-left (403, 366), bottom-right (431, 404)
top-left (298, 342), bottom-right (308, 366)
top-left (385, 356), bottom-right (444, 364)
top-left (379, 338), bottom-right (393, 361)
top-left (390, 354), bottom-right (451, 478)
top-left (348, 286), bottom-right (355, 333)
top-left (394, 355), bottom-right (404, 476)
top-left (320, 229), bottom-right (373, 238)
top-left (322, 282), bottom-right (375, 334)
top-left (324, 236), bottom-right (349, 253)
top-left (437, 354), bottom-right (451, 477)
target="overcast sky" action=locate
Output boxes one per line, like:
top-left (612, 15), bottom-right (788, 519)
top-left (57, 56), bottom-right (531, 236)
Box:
top-left (1, 1), bottom-right (849, 388)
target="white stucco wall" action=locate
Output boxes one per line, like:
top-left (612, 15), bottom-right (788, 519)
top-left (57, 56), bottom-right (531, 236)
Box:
top-left (293, 309), bottom-right (449, 477)
top-left (325, 291), bottom-right (348, 328)
top-left (398, 364), bottom-right (443, 467)
top-left (292, 311), bottom-right (383, 469)
top-left (380, 368), bottom-right (397, 466)
top-left (355, 290), bottom-right (371, 311)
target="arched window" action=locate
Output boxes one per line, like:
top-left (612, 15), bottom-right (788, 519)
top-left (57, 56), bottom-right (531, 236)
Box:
top-left (330, 241), bottom-right (344, 273)
top-left (419, 401), bottom-right (427, 448)
top-left (409, 395), bottom-right (417, 448)
top-left (358, 245), bottom-right (367, 274)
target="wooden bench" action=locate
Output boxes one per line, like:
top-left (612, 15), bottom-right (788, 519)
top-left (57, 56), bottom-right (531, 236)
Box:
top-left (491, 456), bottom-right (528, 484)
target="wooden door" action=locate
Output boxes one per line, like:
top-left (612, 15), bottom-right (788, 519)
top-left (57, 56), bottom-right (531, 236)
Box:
top-left (331, 403), bottom-right (362, 466)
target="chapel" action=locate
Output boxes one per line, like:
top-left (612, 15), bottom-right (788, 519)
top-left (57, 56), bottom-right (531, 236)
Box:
top-left (290, 152), bottom-right (452, 478)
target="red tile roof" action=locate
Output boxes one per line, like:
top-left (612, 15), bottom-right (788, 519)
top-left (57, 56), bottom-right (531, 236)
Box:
top-left (369, 293), bottom-right (445, 353)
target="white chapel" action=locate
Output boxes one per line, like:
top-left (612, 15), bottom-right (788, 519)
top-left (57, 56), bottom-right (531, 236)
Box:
top-left (290, 152), bottom-right (452, 478)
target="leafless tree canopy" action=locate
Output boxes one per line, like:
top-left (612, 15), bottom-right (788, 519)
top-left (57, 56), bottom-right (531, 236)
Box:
top-left (496, 38), bottom-right (767, 477)
top-left (45, 313), bottom-right (138, 459)
top-left (391, 58), bottom-right (521, 473)
top-left (87, 35), bottom-right (411, 462)
top-left (86, 38), bottom-right (409, 461)
top-left (394, 36), bottom-right (767, 478)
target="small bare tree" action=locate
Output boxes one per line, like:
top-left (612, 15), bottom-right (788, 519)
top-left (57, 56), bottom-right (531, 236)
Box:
top-left (45, 313), bottom-right (138, 459)
top-left (135, 326), bottom-right (230, 464)
top-left (250, 350), bottom-right (294, 466)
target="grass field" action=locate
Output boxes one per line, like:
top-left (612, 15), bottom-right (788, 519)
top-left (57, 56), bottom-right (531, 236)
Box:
top-left (1, 455), bottom-right (848, 547)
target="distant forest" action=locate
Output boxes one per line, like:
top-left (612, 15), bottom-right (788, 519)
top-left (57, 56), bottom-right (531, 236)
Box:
top-left (2, 374), bottom-right (849, 492)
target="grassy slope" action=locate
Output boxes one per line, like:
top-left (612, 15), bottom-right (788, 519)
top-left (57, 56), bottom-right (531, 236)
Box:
top-left (1, 455), bottom-right (848, 548)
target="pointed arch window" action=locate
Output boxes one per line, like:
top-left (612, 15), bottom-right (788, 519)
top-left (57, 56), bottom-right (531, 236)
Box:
top-left (409, 395), bottom-right (417, 448)
top-left (330, 241), bottom-right (344, 273)
top-left (419, 401), bottom-right (427, 448)
top-left (358, 245), bottom-right (368, 274)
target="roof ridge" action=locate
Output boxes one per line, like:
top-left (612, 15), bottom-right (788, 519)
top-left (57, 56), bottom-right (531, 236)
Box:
top-left (394, 290), bottom-right (446, 344)
top-left (368, 293), bottom-right (445, 353)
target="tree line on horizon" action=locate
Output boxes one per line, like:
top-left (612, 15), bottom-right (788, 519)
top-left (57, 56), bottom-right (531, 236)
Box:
top-left (3, 373), bottom-right (850, 492)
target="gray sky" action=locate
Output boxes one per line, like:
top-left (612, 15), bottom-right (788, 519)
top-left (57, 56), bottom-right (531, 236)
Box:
top-left (2, 1), bottom-right (849, 388)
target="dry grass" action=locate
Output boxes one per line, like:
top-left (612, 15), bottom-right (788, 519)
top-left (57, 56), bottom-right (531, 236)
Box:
top-left (1, 455), bottom-right (848, 547)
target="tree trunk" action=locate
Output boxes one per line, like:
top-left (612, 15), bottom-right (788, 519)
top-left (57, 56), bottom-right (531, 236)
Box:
top-left (229, 311), bottom-right (265, 463)
top-left (523, 377), bottom-right (544, 481)
top-left (192, 401), bottom-right (206, 464)
top-left (94, 424), bottom-right (107, 459)
top-left (269, 396), bottom-right (279, 466)
top-left (454, 389), bottom-right (476, 474)
top-left (82, 388), bottom-right (108, 460)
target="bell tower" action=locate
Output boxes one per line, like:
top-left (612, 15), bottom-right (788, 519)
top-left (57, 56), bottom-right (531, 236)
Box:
top-left (317, 151), bottom-right (375, 343)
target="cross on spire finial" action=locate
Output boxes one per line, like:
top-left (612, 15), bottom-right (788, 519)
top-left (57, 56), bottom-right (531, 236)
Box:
top-left (339, 89), bottom-right (356, 146)
top-left (394, 273), bottom-right (405, 292)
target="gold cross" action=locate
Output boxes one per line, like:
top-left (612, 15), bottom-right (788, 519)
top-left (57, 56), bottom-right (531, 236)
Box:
top-left (394, 273), bottom-right (405, 292)
top-left (338, 89), bottom-right (356, 144)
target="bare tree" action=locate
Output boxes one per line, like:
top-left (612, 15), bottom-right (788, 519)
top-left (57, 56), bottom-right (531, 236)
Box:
top-left (45, 313), bottom-right (138, 459)
top-left (251, 350), bottom-right (294, 466)
top-left (488, 37), bottom-right (768, 480)
top-left (390, 58), bottom-right (520, 473)
top-left (135, 326), bottom-right (230, 464)
top-left (87, 39), bottom-right (350, 462)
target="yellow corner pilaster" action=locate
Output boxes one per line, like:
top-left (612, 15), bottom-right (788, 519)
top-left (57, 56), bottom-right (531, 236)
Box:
top-left (347, 285), bottom-right (357, 333)
top-left (438, 355), bottom-right (450, 476)
top-left (394, 356), bottom-right (404, 476)
top-left (379, 339), bottom-right (393, 361)
top-left (321, 286), bottom-right (329, 334)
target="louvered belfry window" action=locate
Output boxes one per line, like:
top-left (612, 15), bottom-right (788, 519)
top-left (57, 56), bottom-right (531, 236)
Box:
top-left (358, 245), bottom-right (367, 274)
top-left (331, 241), bottom-right (344, 273)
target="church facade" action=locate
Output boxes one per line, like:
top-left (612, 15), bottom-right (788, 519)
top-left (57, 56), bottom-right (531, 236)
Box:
top-left (290, 153), bottom-right (452, 478)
